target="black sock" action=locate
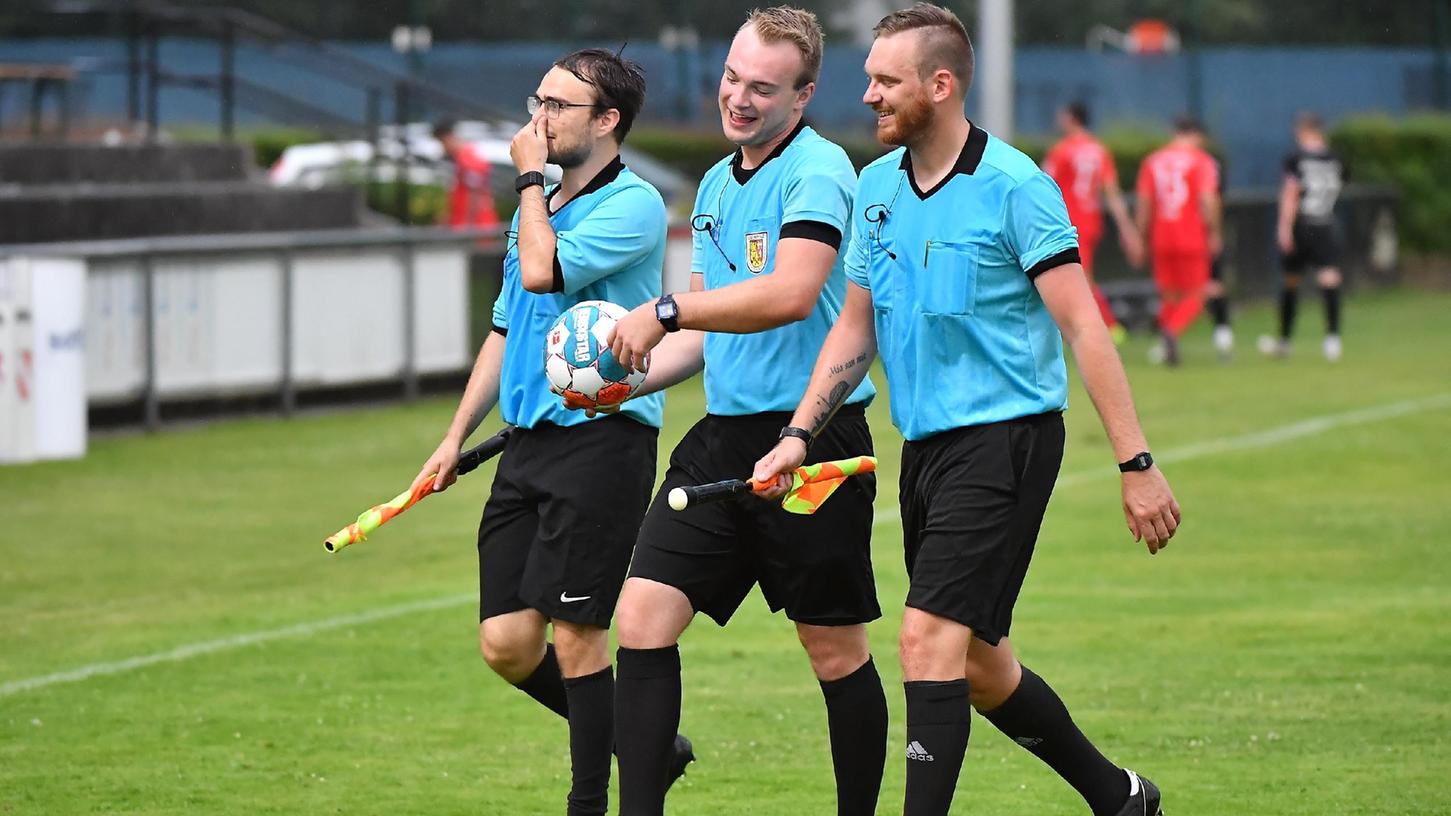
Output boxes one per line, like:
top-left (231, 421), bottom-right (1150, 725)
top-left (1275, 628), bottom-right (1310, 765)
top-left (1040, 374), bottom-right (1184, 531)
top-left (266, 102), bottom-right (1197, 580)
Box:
top-left (512, 642), bottom-right (570, 719)
top-left (980, 666), bottom-right (1128, 816)
top-left (820, 658), bottom-right (888, 816)
top-left (1279, 287), bottom-right (1298, 340)
top-left (903, 680), bottom-right (971, 816)
top-left (563, 667), bottom-right (614, 816)
top-left (1323, 286), bottom-right (1341, 335)
top-left (615, 646), bottom-right (681, 816)
top-left (1208, 296), bottom-right (1230, 328)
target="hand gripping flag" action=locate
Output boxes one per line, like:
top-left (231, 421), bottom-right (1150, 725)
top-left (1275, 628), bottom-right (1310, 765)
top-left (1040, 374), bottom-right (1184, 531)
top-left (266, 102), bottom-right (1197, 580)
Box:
top-left (323, 427), bottom-right (512, 553)
top-left (667, 455), bottom-right (877, 514)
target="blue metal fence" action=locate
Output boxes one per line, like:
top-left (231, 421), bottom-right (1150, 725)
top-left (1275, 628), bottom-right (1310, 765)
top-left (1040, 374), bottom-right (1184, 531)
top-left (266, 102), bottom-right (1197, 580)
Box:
top-left (0, 38), bottom-right (1434, 187)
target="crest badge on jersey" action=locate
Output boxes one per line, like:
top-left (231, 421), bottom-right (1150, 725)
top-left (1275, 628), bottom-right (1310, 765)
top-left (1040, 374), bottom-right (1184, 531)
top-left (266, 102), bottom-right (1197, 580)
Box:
top-left (745, 231), bottom-right (769, 273)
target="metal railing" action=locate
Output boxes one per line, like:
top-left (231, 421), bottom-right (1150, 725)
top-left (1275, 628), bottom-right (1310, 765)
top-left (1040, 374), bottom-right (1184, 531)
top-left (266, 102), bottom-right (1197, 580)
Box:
top-left (2, 224), bottom-right (504, 429)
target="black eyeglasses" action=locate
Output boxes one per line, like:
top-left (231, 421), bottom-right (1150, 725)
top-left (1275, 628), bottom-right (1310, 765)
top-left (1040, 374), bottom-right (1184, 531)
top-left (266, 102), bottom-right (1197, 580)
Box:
top-left (526, 95), bottom-right (598, 119)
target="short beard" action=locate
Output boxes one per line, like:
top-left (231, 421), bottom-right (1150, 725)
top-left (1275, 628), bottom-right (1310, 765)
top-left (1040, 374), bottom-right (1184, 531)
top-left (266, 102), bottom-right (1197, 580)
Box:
top-left (875, 90), bottom-right (934, 147)
top-left (548, 142), bottom-right (590, 168)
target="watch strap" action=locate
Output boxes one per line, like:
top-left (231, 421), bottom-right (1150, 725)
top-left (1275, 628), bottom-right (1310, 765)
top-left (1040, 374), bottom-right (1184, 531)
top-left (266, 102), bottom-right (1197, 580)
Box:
top-left (779, 426), bottom-right (813, 450)
top-left (1118, 451), bottom-right (1154, 473)
top-left (655, 293), bottom-right (680, 333)
top-left (515, 171), bottom-right (546, 193)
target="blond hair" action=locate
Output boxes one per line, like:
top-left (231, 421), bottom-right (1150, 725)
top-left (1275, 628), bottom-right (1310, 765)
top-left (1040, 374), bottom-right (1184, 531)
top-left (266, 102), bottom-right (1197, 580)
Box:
top-left (743, 6), bottom-right (824, 89)
top-left (873, 3), bottom-right (974, 91)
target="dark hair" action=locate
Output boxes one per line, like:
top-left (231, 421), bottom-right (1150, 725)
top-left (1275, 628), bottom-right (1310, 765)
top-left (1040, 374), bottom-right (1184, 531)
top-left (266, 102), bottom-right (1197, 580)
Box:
top-left (432, 118), bottom-right (457, 140)
top-left (1065, 101), bottom-right (1090, 128)
top-left (872, 2), bottom-right (974, 92)
top-left (1174, 115), bottom-right (1204, 135)
top-left (554, 48), bottom-right (647, 144)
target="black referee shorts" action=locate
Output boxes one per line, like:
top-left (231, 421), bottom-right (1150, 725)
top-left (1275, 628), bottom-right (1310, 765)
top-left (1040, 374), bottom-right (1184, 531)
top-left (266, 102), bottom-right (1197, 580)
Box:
top-left (1283, 221), bottom-right (1340, 274)
top-left (900, 411), bottom-right (1065, 646)
top-left (477, 415), bottom-right (658, 629)
top-left (628, 404), bottom-right (881, 627)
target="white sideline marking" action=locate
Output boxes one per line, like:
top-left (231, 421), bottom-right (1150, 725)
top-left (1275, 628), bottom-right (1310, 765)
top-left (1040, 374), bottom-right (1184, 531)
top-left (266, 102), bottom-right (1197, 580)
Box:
top-left (6, 393), bottom-right (1449, 699)
top-left (0, 594), bottom-right (474, 698)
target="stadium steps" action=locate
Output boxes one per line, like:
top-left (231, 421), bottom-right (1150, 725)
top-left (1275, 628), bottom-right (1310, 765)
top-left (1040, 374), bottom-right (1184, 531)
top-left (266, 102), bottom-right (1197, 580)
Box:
top-left (0, 142), bottom-right (366, 244)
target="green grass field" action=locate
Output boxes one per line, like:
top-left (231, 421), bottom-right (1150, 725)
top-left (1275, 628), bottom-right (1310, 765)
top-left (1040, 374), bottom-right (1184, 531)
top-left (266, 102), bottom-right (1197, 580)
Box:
top-left (3, 290), bottom-right (1449, 815)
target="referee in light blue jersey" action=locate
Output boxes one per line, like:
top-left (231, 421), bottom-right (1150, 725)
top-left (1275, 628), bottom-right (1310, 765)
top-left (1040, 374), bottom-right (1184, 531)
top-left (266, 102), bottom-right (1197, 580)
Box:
top-left (416, 49), bottom-right (689, 816)
top-left (755, 6), bottom-right (1181, 816)
top-left (600, 8), bottom-right (889, 816)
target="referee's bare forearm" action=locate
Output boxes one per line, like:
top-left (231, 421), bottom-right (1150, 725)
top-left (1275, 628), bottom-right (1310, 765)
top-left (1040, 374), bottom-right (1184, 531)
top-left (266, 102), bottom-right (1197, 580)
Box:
top-left (445, 331), bottom-right (506, 445)
top-left (789, 283), bottom-right (878, 438)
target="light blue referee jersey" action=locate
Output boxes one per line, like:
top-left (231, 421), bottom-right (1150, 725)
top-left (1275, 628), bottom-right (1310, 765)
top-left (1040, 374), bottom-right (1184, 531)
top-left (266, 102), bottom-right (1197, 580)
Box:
top-left (845, 125), bottom-right (1080, 441)
top-left (691, 120), bottom-right (876, 415)
top-left (492, 157), bottom-right (667, 429)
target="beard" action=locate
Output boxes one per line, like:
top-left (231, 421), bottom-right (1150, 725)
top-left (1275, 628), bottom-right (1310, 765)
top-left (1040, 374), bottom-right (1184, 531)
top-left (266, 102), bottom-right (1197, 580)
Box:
top-left (548, 140), bottom-right (589, 168)
top-left (874, 90), bottom-right (934, 146)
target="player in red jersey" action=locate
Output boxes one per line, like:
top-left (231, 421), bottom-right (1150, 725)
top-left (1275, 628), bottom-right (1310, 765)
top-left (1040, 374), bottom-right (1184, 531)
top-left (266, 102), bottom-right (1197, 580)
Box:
top-left (1134, 117), bottom-right (1221, 366)
top-left (1042, 102), bottom-right (1143, 344)
top-left (435, 120), bottom-right (502, 230)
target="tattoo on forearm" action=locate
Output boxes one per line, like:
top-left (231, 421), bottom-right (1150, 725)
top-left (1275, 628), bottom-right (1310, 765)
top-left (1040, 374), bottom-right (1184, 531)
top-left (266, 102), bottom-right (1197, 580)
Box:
top-left (827, 352), bottom-right (868, 377)
top-left (809, 380), bottom-right (852, 435)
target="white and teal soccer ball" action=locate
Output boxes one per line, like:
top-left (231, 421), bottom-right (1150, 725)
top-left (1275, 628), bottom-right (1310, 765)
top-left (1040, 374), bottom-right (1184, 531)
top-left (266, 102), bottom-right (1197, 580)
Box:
top-left (543, 300), bottom-right (647, 408)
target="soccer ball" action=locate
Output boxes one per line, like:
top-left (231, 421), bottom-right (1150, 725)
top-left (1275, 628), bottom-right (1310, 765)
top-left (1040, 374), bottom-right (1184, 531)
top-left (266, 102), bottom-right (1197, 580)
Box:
top-left (543, 300), bottom-right (647, 409)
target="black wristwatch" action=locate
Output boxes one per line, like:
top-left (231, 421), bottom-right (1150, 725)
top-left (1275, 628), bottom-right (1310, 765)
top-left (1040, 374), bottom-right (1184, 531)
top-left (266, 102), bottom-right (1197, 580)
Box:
top-left (779, 426), bottom-right (813, 451)
top-left (655, 293), bottom-right (681, 333)
top-left (514, 171), bottom-right (546, 193)
top-left (1118, 451), bottom-right (1154, 473)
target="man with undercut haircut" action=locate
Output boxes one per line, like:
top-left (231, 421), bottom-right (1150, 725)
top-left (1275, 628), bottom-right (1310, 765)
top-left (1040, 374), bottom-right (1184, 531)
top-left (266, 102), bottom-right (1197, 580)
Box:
top-left (416, 49), bottom-right (690, 816)
top-left (755, 5), bottom-right (1176, 815)
top-left (602, 7), bottom-right (888, 815)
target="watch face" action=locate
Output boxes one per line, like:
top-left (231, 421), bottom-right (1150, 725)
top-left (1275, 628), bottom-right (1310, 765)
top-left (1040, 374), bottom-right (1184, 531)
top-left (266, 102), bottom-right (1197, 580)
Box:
top-left (656, 301), bottom-right (677, 320)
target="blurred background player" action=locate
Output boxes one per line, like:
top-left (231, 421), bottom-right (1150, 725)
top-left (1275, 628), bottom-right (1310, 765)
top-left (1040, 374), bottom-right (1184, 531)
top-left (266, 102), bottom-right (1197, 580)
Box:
top-left (415, 50), bottom-right (689, 816)
top-left (1135, 117), bottom-right (1221, 366)
top-left (1041, 101), bottom-right (1143, 344)
top-left (603, 8), bottom-right (888, 815)
top-left (1261, 111), bottom-right (1347, 361)
top-left (1205, 160), bottom-right (1234, 359)
top-left (435, 118), bottom-right (501, 229)
top-left (756, 6), bottom-right (1176, 815)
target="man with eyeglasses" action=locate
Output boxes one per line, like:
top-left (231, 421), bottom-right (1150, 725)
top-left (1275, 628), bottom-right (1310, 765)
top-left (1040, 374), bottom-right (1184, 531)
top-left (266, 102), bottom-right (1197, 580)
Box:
top-left (754, 5), bottom-right (1178, 815)
top-left (415, 48), bottom-right (690, 816)
top-left (599, 8), bottom-right (888, 816)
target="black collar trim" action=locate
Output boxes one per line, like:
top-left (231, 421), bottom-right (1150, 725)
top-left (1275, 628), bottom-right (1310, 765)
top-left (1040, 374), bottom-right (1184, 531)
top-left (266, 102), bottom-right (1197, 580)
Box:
top-left (899, 123), bottom-right (988, 200)
top-left (731, 118), bottom-right (808, 185)
top-left (546, 154), bottom-right (626, 209)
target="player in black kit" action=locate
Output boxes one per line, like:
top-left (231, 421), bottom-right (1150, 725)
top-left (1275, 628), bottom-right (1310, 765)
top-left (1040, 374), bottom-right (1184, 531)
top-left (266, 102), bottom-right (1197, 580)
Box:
top-left (1260, 112), bottom-right (1347, 362)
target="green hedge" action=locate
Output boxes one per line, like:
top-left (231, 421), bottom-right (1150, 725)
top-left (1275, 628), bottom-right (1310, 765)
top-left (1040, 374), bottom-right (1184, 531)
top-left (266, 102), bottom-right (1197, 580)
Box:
top-left (366, 181), bottom-right (449, 225)
top-left (1331, 114), bottom-right (1451, 253)
top-left (628, 123), bottom-right (1214, 192)
top-left (245, 127), bottom-right (329, 170)
top-left (628, 125), bottom-right (892, 177)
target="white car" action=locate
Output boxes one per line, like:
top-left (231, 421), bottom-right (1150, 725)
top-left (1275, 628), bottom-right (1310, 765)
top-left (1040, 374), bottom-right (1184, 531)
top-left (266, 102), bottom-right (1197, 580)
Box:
top-left (268, 120), bottom-right (687, 205)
